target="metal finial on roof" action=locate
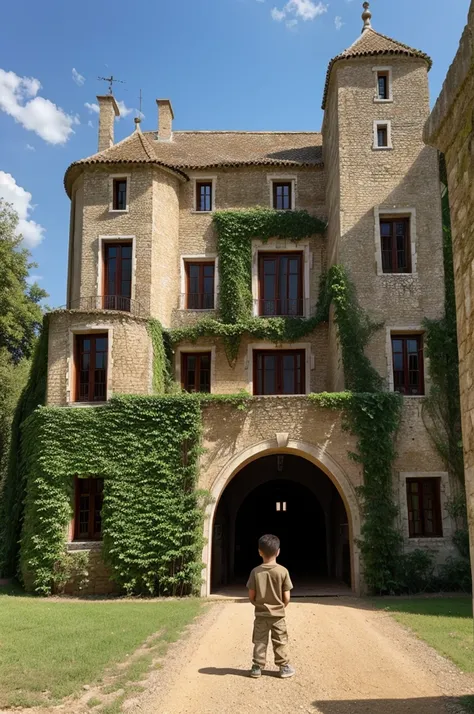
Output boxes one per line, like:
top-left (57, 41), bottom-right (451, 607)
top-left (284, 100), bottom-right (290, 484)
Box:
top-left (362, 2), bottom-right (372, 32)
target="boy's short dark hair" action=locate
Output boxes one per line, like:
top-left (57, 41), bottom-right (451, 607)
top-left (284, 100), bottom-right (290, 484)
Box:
top-left (258, 534), bottom-right (280, 557)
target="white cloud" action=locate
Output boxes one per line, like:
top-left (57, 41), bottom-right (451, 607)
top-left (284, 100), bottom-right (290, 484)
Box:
top-left (0, 69), bottom-right (78, 144)
top-left (85, 101), bottom-right (99, 114)
top-left (25, 143), bottom-right (35, 151)
top-left (72, 68), bottom-right (85, 86)
top-left (271, 6), bottom-right (286, 20)
top-left (0, 171), bottom-right (45, 248)
top-left (87, 120), bottom-right (94, 128)
top-left (256, 0), bottom-right (265, 3)
top-left (335, 15), bottom-right (343, 30)
top-left (116, 100), bottom-right (133, 118)
top-left (27, 274), bottom-right (43, 283)
top-left (271, 0), bottom-right (327, 25)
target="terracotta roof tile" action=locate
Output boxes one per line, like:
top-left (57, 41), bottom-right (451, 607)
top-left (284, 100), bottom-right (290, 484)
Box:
top-left (64, 130), bottom-right (322, 195)
top-left (322, 28), bottom-right (432, 109)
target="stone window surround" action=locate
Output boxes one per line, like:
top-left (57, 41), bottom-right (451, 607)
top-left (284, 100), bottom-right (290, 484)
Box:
top-left (66, 323), bottom-right (114, 405)
top-left (189, 173), bottom-right (217, 213)
top-left (373, 120), bottom-right (393, 150)
top-left (373, 65), bottom-right (393, 103)
top-left (398, 471), bottom-right (452, 544)
top-left (385, 325), bottom-right (428, 397)
top-left (251, 239), bottom-right (312, 318)
top-left (267, 174), bottom-right (297, 211)
top-left (179, 254), bottom-right (219, 311)
top-left (174, 345), bottom-right (217, 393)
top-left (374, 206), bottom-right (417, 276)
top-left (108, 173), bottom-right (131, 213)
top-left (245, 342), bottom-right (314, 395)
top-left (97, 235), bottom-right (137, 302)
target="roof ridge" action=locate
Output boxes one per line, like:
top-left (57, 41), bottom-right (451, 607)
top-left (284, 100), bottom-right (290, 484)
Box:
top-left (143, 130), bottom-right (322, 135)
top-left (137, 131), bottom-right (155, 161)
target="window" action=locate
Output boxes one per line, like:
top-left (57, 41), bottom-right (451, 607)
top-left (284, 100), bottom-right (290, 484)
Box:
top-left (74, 477), bottom-right (104, 540)
top-left (254, 350), bottom-right (305, 395)
top-left (196, 181), bottom-right (213, 212)
top-left (112, 178), bottom-right (127, 211)
top-left (276, 501), bottom-right (287, 512)
top-left (75, 334), bottom-right (108, 402)
top-left (272, 182), bottom-right (292, 211)
top-left (258, 253), bottom-right (303, 316)
top-left (380, 217), bottom-right (411, 273)
top-left (103, 242), bottom-right (132, 311)
top-left (185, 262), bottom-right (215, 309)
top-left (391, 335), bottom-right (424, 395)
top-left (376, 124), bottom-right (388, 148)
top-left (181, 352), bottom-right (211, 393)
top-left (377, 72), bottom-right (389, 100)
top-left (406, 478), bottom-right (442, 538)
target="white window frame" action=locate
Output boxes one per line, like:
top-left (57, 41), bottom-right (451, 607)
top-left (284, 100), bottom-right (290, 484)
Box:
top-left (190, 175), bottom-right (217, 213)
top-left (175, 345), bottom-right (216, 393)
top-left (386, 326), bottom-right (426, 396)
top-left (251, 239), bottom-right (312, 318)
top-left (179, 254), bottom-right (218, 310)
top-left (108, 174), bottom-right (130, 213)
top-left (246, 342), bottom-right (313, 396)
top-left (97, 235), bottom-right (137, 304)
top-left (373, 120), bottom-right (392, 150)
top-left (374, 207), bottom-right (417, 275)
top-left (67, 324), bottom-right (113, 405)
top-left (267, 174), bottom-right (297, 211)
top-left (373, 66), bottom-right (393, 103)
top-left (398, 471), bottom-right (452, 543)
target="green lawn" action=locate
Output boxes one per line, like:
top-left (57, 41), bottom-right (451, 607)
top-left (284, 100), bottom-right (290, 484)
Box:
top-left (374, 596), bottom-right (473, 672)
top-left (0, 584), bottom-right (202, 708)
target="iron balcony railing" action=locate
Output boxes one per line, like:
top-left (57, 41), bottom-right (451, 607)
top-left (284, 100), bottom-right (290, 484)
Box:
top-left (179, 293), bottom-right (216, 310)
top-left (68, 295), bottom-right (145, 317)
top-left (254, 298), bottom-right (307, 318)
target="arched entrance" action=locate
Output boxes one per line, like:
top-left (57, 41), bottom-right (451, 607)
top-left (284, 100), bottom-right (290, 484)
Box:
top-left (202, 439), bottom-right (361, 596)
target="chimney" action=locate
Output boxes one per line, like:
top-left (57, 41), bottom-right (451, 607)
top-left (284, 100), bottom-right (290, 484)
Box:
top-left (97, 95), bottom-right (120, 152)
top-left (156, 99), bottom-right (174, 141)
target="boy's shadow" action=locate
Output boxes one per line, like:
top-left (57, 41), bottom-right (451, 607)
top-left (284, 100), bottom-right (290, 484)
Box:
top-left (199, 667), bottom-right (279, 678)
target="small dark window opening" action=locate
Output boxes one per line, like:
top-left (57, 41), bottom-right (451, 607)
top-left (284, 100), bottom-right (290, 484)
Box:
top-left (406, 478), bottom-right (442, 538)
top-left (75, 334), bottom-right (108, 402)
top-left (272, 182), bottom-right (292, 211)
top-left (181, 352), bottom-right (211, 393)
top-left (253, 350), bottom-right (305, 395)
top-left (376, 124), bottom-right (389, 148)
top-left (103, 242), bottom-right (132, 311)
top-left (380, 217), bottom-right (411, 273)
top-left (196, 181), bottom-right (213, 212)
top-left (186, 262), bottom-right (215, 309)
top-left (377, 73), bottom-right (389, 100)
top-left (113, 179), bottom-right (127, 210)
top-left (391, 335), bottom-right (424, 396)
top-left (74, 477), bottom-right (104, 540)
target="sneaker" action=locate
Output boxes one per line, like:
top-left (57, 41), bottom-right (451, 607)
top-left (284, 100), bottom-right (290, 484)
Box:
top-left (250, 664), bottom-right (262, 678)
top-left (279, 664), bottom-right (296, 679)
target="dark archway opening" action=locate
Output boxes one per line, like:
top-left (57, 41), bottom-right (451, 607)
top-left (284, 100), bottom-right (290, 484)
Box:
top-left (211, 453), bottom-right (351, 594)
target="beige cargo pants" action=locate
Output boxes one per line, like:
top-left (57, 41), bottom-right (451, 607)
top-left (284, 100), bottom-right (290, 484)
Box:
top-left (252, 616), bottom-right (289, 667)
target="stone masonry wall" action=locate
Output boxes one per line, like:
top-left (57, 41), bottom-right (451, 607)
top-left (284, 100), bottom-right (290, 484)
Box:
top-left (424, 1), bottom-right (474, 581)
top-left (47, 310), bottom-right (152, 406)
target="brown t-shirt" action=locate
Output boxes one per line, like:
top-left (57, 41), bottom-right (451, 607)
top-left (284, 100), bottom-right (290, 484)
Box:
top-left (246, 563), bottom-right (293, 618)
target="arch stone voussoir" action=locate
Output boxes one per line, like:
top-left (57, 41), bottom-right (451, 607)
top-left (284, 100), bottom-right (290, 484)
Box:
top-left (201, 438), bottom-right (362, 597)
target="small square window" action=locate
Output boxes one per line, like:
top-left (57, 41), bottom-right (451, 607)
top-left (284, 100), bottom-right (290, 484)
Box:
top-left (112, 178), bottom-right (127, 211)
top-left (272, 182), bottom-right (292, 211)
top-left (196, 181), bottom-right (213, 212)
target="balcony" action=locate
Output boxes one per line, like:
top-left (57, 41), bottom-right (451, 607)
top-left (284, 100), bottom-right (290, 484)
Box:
top-left (253, 298), bottom-right (309, 318)
top-left (67, 295), bottom-right (145, 317)
top-left (179, 293), bottom-right (216, 311)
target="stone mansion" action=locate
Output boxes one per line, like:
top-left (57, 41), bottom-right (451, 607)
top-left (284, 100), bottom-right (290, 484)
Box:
top-left (41, 3), bottom-right (455, 595)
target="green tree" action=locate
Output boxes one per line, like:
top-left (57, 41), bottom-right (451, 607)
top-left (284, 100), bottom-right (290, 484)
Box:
top-left (0, 201), bottom-right (47, 362)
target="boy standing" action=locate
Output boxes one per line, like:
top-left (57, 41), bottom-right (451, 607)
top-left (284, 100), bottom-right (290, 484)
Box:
top-left (246, 534), bottom-right (295, 679)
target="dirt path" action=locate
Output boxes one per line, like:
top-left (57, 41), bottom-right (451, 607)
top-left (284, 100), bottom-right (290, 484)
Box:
top-left (128, 598), bottom-right (474, 714)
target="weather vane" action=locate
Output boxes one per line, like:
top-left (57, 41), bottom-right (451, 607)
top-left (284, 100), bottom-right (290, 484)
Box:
top-left (97, 74), bottom-right (125, 95)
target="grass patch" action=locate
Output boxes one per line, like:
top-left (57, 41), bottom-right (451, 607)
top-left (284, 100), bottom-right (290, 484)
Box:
top-left (0, 589), bottom-right (202, 708)
top-left (460, 696), bottom-right (474, 713)
top-left (374, 597), bottom-right (474, 672)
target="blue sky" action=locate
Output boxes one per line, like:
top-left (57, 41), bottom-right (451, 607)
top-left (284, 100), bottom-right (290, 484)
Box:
top-left (0, 0), bottom-right (469, 308)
